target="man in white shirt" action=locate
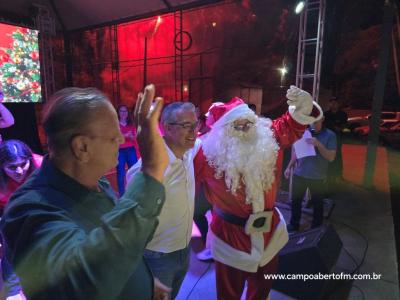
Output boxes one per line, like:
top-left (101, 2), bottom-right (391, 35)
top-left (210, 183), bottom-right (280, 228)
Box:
top-left (126, 102), bottom-right (201, 299)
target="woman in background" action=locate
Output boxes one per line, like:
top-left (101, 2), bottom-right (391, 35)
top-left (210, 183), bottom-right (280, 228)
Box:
top-left (0, 140), bottom-right (42, 215)
top-left (117, 105), bottom-right (138, 196)
top-left (0, 140), bottom-right (41, 300)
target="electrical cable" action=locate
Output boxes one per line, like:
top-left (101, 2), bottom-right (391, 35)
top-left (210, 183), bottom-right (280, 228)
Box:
top-left (341, 246), bottom-right (359, 271)
top-left (352, 284), bottom-right (366, 300)
top-left (276, 202), bottom-right (369, 276)
top-left (331, 219), bottom-right (368, 275)
top-left (185, 262), bottom-right (213, 300)
top-left (276, 204), bottom-right (370, 298)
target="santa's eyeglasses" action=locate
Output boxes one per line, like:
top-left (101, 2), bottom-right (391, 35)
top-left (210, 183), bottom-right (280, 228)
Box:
top-left (232, 121), bottom-right (254, 131)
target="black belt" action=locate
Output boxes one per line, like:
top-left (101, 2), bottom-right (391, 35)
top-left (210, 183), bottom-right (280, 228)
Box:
top-left (214, 207), bottom-right (269, 229)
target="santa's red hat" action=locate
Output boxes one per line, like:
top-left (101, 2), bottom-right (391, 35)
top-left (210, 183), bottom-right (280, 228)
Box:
top-left (205, 101), bottom-right (224, 124)
top-left (208, 97), bottom-right (255, 128)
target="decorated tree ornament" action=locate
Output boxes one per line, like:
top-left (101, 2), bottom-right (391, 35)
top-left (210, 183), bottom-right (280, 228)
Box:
top-left (30, 51), bottom-right (39, 60)
top-left (0, 53), bottom-right (10, 63)
top-left (13, 31), bottom-right (23, 40)
top-left (31, 81), bottom-right (40, 89)
top-left (16, 82), bottom-right (26, 90)
top-left (32, 73), bottom-right (40, 81)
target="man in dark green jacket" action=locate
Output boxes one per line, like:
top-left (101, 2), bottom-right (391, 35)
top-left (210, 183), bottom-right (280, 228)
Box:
top-left (0, 85), bottom-right (171, 300)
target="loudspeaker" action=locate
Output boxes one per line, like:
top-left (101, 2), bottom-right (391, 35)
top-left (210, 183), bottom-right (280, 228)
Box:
top-left (273, 225), bottom-right (343, 300)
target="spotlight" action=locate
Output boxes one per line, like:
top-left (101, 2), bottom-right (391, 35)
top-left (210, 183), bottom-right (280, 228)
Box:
top-left (278, 65), bottom-right (288, 87)
top-left (295, 1), bottom-right (305, 14)
top-left (278, 67), bottom-right (288, 76)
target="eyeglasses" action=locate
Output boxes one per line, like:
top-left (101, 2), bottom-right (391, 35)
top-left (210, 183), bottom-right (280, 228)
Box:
top-left (4, 160), bottom-right (30, 172)
top-left (169, 121), bottom-right (200, 131)
top-left (232, 122), bottom-right (254, 131)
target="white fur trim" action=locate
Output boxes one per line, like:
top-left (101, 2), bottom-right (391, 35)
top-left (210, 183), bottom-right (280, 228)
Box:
top-left (213, 104), bottom-right (255, 128)
top-left (252, 195), bottom-right (264, 213)
top-left (259, 208), bottom-right (289, 267)
top-left (209, 228), bottom-right (264, 272)
top-left (209, 207), bottom-right (289, 272)
top-left (205, 102), bottom-right (224, 118)
top-left (289, 101), bottom-right (324, 125)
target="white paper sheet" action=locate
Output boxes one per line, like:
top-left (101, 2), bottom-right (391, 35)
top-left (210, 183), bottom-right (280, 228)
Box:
top-left (293, 130), bottom-right (316, 159)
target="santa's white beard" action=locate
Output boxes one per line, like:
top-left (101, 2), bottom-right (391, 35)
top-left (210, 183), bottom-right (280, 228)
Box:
top-left (202, 117), bottom-right (279, 206)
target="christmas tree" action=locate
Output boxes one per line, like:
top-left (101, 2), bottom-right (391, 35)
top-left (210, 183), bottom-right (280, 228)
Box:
top-left (0, 27), bottom-right (41, 102)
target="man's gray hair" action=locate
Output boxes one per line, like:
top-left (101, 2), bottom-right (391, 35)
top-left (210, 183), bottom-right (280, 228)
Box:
top-left (43, 87), bottom-right (110, 154)
top-left (161, 102), bottom-right (196, 124)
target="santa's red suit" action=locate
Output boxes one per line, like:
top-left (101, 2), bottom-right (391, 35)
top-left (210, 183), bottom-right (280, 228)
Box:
top-left (194, 87), bottom-right (323, 300)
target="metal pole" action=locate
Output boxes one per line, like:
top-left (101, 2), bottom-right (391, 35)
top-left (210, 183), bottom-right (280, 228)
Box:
top-left (64, 33), bottom-right (73, 86)
top-left (313, 0), bottom-right (325, 102)
top-left (392, 28), bottom-right (400, 95)
top-left (180, 10), bottom-right (184, 101)
top-left (296, 5), bottom-right (306, 88)
top-left (113, 25), bottom-right (121, 105)
top-left (174, 13), bottom-right (177, 99)
top-left (143, 36), bottom-right (147, 88)
top-left (363, 0), bottom-right (395, 188)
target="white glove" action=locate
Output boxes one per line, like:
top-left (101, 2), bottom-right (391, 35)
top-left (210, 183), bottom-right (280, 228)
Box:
top-left (286, 85), bottom-right (323, 125)
top-left (286, 85), bottom-right (313, 116)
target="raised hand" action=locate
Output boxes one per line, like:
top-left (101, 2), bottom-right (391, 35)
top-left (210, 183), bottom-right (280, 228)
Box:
top-left (286, 85), bottom-right (323, 125)
top-left (305, 137), bottom-right (319, 147)
top-left (134, 84), bottom-right (168, 182)
top-left (286, 85), bottom-right (313, 116)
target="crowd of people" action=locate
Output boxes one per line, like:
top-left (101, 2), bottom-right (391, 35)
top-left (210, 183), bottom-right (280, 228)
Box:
top-left (0, 83), bottom-right (351, 300)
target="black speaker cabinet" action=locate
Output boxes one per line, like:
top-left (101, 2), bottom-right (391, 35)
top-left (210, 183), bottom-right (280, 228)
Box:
top-left (273, 225), bottom-right (343, 300)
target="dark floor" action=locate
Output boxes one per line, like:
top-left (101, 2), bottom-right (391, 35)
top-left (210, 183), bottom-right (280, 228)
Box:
top-left (176, 144), bottom-right (400, 300)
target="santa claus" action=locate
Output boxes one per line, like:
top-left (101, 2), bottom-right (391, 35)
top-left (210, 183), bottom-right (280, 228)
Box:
top-left (194, 86), bottom-right (323, 300)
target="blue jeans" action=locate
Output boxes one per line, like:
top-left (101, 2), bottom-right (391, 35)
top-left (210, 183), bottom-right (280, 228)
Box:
top-left (117, 147), bottom-right (137, 196)
top-left (144, 246), bottom-right (190, 299)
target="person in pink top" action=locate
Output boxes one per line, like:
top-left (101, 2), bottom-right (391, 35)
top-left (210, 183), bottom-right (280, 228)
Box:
top-left (0, 139), bottom-right (42, 216)
top-left (117, 105), bottom-right (138, 196)
top-left (0, 139), bottom-right (42, 300)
